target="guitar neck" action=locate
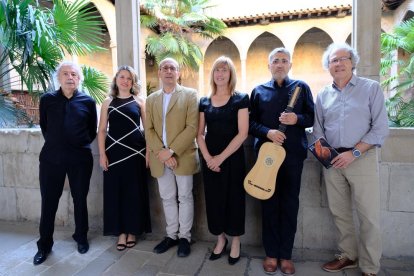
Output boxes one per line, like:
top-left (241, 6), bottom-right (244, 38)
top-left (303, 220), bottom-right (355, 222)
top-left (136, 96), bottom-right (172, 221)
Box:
top-left (277, 106), bottom-right (293, 133)
top-left (277, 86), bottom-right (301, 134)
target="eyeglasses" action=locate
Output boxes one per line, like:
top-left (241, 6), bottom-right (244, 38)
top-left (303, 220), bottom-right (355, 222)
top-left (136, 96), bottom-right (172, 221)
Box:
top-left (160, 66), bottom-right (178, 72)
top-left (271, 58), bottom-right (289, 65)
top-left (329, 57), bottom-right (351, 64)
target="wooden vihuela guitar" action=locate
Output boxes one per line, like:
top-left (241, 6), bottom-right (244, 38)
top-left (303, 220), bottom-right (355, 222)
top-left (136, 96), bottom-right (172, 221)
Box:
top-left (244, 85), bottom-right (302, 200)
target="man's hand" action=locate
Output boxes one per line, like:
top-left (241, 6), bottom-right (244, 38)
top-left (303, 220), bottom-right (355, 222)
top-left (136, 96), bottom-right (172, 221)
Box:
top-left (267, 129), bottom-right (286, 145)
top-left (331, 151), bottom-right (355, 169)
top-left (279, 112), bottom-right (297, 125)
top-left (165, 156), bottom-right (177, 169)
top-left (156, 148), bottom-right (173, 163)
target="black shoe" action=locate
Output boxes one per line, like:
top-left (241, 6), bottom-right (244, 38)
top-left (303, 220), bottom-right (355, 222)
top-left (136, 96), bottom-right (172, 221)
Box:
top-left (209, 238), bottom-right (228, 260)
top-left (177, 238), bottom-right (191, 257)
top-left (153, 237), bottom-right (179, 254)
top-left (228, 244), bottom-right (241, 265)
top-left (33, 249), bottom-right (50, 265)
top-left (77, 242), bottom-right (89, 254)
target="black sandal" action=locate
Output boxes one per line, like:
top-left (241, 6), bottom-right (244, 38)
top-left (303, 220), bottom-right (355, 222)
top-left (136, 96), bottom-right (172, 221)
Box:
top-left (126, 240), bottom-right (136, 248)
top-left (117, 243), bottom-right (127, 251)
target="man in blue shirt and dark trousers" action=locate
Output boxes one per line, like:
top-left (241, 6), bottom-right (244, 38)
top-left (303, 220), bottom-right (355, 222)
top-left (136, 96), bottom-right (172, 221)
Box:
top-left (33, 61), bottom-right (97, 265)
top-left (249, 47), bottom-right (315, 275)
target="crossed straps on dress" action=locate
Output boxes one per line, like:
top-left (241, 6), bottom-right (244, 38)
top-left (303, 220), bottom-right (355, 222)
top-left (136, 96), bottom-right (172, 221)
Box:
top-left (106, 99), bottom-right (146, 167)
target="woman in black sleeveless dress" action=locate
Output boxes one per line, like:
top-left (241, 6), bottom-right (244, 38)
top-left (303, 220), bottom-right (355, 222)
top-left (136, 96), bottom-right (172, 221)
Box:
top-left (197, 56), bottom-right (249, 265)
top-left (98, 66), bottom-right (151, 251)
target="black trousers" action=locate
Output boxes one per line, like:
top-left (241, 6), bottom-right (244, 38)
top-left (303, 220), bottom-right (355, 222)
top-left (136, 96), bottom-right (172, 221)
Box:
top-left (261, 161), bottom-right (303, 259)
top-left (37, 157), bottom-right (93, 251)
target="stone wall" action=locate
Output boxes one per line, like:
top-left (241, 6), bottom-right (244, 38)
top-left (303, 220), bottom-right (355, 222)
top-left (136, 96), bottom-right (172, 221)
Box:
top-left (0, 128), bottom-right (413, 257)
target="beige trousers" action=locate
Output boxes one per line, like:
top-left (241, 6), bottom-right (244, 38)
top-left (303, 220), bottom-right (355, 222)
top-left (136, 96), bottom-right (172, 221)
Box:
top-left (157, 167), bottom-right (194, 241)
top-left (323, 148), bottom-right (381, 274)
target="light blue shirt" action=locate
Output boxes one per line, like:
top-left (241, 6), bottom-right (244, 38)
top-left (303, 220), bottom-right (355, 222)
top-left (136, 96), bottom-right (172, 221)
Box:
top-left (162, 90), bottom-right (174, 147)
top-left (313, 74), bottom-right (389, 148)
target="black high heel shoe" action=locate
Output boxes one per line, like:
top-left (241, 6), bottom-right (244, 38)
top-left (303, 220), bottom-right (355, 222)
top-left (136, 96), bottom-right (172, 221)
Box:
top-left (209, 238), bottom-right (228, 260)
top-left (228, 243), bottom-right (241, 265)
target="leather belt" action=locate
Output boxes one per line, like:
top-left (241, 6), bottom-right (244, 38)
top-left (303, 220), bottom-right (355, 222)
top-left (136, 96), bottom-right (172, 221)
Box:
top-left (335, 147), bottom-right (352, 153)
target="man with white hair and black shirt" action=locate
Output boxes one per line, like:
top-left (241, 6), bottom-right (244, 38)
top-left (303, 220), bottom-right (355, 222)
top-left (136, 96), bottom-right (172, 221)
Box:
top-left (313, 43), bottom-right (389, 276)
top-left (33, 61), bottom-right (97, 265)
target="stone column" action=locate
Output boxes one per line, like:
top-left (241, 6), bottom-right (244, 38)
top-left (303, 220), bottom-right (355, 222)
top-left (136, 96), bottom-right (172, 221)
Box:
top-left (139, 47), bottom-right (147, 95)
top-left (352, 0), bottom-right (381, 81)
top-left (110, 40), bottom-right (117, 75)
top-left (240, 58), bottom-right (247, 92)
top-left (198, 62), bottom-right (205, 96)
top-left (115, 0), bottom-right (140, 75)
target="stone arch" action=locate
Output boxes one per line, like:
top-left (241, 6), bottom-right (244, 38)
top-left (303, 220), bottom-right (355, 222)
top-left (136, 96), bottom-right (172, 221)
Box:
top-left (76, 0), bottom-right (114, 78)
top-left (246, 32), bottom-right (284, 94)
top-left (202, 37), bottom-right (241, 96)
top-left (91, 0), bottom-right (115, 43)
top-left (292, 27), bottom-right (333, 98)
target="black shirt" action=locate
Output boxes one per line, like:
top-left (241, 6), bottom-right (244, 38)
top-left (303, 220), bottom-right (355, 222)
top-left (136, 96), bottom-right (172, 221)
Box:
top-left (39, 89), bottom-right (97, 165)
top-left (249, 77), bottom-right (315, 163)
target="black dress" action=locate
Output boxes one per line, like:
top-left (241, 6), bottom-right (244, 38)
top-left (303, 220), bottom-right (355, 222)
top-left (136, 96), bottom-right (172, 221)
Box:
top-left (103, 96), bottom-right (151, 236)
top-left (199, 92), bottom-right (249, 236)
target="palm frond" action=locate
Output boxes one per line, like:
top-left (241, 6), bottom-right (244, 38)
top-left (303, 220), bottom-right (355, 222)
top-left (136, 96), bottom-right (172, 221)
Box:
top-left (142, 0), bottom-right (225, 71)
top-left (81, 66), bottom-right (108, 104)
top-left (140, 14), bottom-right (158, 29)
top-left (52, 0), bottom-right (105, 56)
top-left (397, 101), bottom-right (414, 126)
top-left (203, 17), bottom-right (227, 36)
top-left (160, 33), bottom-right (180, 53)
top-left (0, 0), bottom-right (109, 128)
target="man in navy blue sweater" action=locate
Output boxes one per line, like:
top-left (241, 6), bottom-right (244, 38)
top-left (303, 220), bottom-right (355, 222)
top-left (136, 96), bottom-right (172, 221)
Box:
top-left (33, 61), bottom-right (97, 265)
top-left (249, 48), bottom-right (314, 275)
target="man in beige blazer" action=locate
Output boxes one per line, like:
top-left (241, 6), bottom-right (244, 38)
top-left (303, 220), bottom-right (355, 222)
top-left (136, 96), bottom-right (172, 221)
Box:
top-left (145, 58), bottom-right (199, 257)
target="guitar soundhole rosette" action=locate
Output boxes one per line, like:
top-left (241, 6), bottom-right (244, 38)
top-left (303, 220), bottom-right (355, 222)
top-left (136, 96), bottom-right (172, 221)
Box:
top-left (264, 156), bottom-right (274, 167)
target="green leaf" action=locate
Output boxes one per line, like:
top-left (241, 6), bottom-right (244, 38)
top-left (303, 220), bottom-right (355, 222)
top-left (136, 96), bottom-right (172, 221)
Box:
top-left (141, 0), bottom-right (226, 71)
top-left (81, 66), bottom-right (108, 104)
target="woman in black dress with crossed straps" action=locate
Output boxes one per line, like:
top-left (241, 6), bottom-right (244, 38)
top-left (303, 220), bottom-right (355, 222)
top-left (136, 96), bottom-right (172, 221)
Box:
top-left (98, 66), bottom-right (151, 251)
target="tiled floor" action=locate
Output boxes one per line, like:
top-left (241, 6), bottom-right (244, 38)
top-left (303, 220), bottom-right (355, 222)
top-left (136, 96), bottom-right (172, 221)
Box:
top-left (0, 221), bottom-right (413, 276)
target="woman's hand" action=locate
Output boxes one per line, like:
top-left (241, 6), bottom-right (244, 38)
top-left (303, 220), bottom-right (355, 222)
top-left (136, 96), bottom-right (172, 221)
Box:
top-left (100, 154), bottom-right (109, 171)
top-left (207, 155), bottom-right (224, 172)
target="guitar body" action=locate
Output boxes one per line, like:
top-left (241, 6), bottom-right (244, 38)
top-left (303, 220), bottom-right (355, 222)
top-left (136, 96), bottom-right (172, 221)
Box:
top-left (244, 142), bottom-right (286, 200)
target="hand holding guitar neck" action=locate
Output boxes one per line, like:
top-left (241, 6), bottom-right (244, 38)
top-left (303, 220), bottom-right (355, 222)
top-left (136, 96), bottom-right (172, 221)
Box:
top-left (278, 85), bottom-right (301, 133)
top-left (244, 85), bottom-right (302, 200)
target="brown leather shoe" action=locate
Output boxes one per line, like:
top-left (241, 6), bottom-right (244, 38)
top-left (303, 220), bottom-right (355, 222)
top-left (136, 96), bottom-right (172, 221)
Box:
top-left (280, 259), bottom-right (295, 275)
top-left (362, 273), bottom-right (376, 276)
top-left (322, 254), bottom-right (357, 272)
top-left (263, 257), bottom-right (277, 275)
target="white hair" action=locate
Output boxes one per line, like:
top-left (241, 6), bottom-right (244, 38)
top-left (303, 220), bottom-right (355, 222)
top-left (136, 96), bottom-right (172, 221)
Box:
top-left (53, 61), bottom-right (84, 88)
top-left (322, 43), bottom-right (360, 70)
top-left (268, 47), bottom-right (291, 64)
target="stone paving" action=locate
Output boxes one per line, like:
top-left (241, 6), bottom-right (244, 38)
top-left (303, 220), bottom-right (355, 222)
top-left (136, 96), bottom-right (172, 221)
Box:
top-left (0, 221), bottom-right (413, 276)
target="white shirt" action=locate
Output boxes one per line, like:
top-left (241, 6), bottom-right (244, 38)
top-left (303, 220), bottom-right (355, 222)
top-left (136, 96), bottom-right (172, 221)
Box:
top-left (162, 90), bottom-right (174, 147)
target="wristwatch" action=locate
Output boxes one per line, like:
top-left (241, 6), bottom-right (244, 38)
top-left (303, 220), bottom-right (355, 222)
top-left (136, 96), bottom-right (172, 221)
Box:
top-left (352, 148), bottom-right (361, 158)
